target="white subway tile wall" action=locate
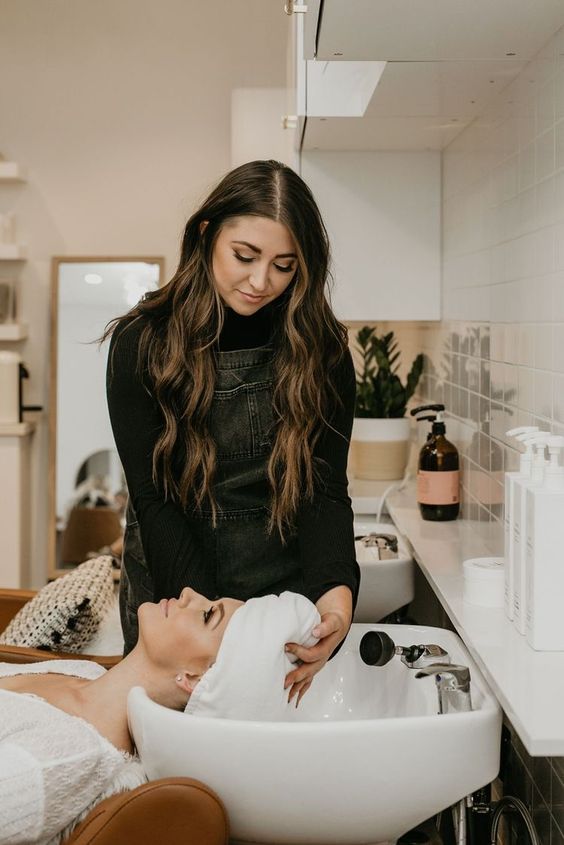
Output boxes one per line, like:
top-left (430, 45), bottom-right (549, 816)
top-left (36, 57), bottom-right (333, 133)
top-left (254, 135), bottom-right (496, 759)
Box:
top-left (371, 25), bottom-right (564, 836)
top-left (395, 26), bottom-right (564, 557)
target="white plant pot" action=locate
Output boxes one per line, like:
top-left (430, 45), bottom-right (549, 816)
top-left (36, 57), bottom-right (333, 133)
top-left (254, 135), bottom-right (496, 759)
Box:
top-left (350, 417), bottom-right (411, 481)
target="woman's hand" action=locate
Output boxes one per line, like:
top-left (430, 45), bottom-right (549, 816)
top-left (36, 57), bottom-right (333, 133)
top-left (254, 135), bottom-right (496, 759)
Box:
top-left (284, 585), bottom-right (352, 707)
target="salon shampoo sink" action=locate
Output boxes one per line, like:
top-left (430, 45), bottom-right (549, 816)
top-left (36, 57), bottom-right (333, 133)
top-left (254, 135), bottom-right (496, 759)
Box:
top-left (128, 624), bottom-right (501, 845)
top-left (353, 520), bottom-right (415, 622)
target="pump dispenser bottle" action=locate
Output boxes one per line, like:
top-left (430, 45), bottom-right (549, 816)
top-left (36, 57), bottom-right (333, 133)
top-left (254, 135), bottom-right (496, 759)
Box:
top-left (525, 435), bottom-right (564, 650)
top-left (512, 433), bottom-right (550, 635)
top-left (504, 426), bottom-right (538, 620)
top-left (411, 404), bottom-right (460, 521)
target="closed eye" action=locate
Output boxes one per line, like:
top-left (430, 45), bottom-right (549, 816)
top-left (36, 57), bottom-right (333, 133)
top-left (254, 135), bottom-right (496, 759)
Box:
top-left (233, 252), bottom-right (295, 273)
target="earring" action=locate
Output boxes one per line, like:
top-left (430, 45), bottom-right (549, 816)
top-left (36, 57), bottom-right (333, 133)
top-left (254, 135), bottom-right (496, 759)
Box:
top-left (175, 675), bottom-right (182, 682)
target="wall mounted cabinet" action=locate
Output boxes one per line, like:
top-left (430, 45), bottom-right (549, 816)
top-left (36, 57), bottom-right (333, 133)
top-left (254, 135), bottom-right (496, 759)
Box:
top-left (301, 152), bottom-right (441, 322)
top-left (311, 0), bottom-right (564, 62)
top-left (285, 10), bottom-right (441, 321)
top-left (288, 1), bottom-right (564, 152)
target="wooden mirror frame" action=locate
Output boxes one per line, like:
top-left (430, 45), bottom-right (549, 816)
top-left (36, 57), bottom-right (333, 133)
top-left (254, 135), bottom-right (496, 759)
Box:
top-left (48, 256), bottom-right (165, 581)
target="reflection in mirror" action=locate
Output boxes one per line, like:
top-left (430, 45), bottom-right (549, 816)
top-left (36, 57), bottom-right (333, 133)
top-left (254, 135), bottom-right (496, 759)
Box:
top-left (49, 257), bottom-right (164, 579)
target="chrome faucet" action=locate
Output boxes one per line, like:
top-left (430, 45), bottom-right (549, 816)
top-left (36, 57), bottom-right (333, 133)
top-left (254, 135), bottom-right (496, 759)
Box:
top-left (415, 663), bottom-right (473, 714)
top-left (355, 533), bottom-right (399, 560)
top-left (400, 643), bottom-right (450, 670)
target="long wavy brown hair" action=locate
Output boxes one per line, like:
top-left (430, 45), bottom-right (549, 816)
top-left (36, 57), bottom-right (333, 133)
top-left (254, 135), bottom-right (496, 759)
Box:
top-left (104, 159), bottom-right (349, 537)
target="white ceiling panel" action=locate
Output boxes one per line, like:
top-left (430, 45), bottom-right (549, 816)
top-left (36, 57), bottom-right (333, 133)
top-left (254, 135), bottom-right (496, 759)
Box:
top-left (302, 116), bottom-right (463, 151)
top-left (302, 57), bottom-right (526, 150)
top-left (364, 59), bottom-right (525, 119)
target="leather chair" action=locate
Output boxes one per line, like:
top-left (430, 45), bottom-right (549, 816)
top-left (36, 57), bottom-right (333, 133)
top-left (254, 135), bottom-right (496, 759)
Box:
top-left (63, 778), bottom-right (229, 845)
top-left (0, 589), bottom-right (230, 845)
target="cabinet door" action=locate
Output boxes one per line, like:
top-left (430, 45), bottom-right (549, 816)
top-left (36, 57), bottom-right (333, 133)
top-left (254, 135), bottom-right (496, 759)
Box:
top-left (301, 151), bottom-right (441, 321)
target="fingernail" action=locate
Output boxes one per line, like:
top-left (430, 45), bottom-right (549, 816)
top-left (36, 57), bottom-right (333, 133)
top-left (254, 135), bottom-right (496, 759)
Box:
top-left (312, 627), bottom-right (320, 637)
top-left (285, 645), bottom-right (291, 652)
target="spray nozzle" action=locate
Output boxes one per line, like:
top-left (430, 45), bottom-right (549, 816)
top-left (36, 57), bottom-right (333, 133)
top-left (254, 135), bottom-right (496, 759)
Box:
top-left (543, 436), bottom-right (564, 489)
top-left (525, 433), bottom-right (552, 448)
top-left (506, 425), bottom-right (539, 439)
top-left (416, 414), bottom-right (437, 423)
top-left (513, 430), bottom-right (550, 476)
top-left (547, 435), bottom-right (564, 467)
top-left (411, 404), bottom-right (445, 423)
top-left (515, 431), bottom-right (538, 457)
top-left (518, 431), bottom-right (550, 449)
top-left (524, 435), bottom-right (552, 481)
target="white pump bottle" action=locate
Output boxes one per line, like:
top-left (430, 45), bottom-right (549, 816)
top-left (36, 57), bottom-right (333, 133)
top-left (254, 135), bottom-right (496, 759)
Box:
top-left (504, 426), bottom-right (538, 620)
top-left (512, 432), bottom-right (550, 635)
top-left (525, 435), bottom-right (564, 650)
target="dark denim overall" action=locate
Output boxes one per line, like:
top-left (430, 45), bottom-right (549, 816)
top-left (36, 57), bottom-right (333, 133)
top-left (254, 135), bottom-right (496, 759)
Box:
top-left (119, 345), bottom-right (303, 654)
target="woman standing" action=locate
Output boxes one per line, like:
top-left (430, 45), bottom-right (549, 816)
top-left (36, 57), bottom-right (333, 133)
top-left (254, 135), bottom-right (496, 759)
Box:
top-left (106, 159), bottom-right (360, 703)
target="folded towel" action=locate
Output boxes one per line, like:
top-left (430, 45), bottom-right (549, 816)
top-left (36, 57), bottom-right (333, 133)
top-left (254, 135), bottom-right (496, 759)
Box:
top-left (185, 592), bottom-right (321, 721)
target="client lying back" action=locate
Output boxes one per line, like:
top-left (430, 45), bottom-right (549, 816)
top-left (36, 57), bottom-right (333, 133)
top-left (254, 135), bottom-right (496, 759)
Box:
top-left (0, 589), bottom-right (320, 845)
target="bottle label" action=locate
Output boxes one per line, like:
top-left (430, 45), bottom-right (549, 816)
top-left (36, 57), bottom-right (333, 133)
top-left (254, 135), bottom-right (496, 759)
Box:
top-left (417, 470), bottom-right (460, 505)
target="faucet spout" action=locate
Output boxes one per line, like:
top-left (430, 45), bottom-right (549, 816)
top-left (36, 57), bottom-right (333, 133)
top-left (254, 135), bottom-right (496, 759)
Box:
top-left (415, 663), bottom-right (473, 714)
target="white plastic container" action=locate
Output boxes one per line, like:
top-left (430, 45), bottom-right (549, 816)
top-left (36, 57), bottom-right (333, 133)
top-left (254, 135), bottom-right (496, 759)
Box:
top-left (504, 427), bottom-right (538, 620)
top-left (463, 557), bottom-right (505, 608)
top-left (513, 434), bottom-right (550, 635)
top-left (525, 436), bottom-right (564, 651)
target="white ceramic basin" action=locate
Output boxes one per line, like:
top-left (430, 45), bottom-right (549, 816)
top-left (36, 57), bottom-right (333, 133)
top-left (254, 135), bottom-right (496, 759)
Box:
top-left (129, 623), bottom-right (501, 845)
top-left (353, 520), bottom-right (415, 622)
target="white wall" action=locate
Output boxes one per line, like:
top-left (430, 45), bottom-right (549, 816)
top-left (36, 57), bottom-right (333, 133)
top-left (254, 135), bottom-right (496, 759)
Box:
top-left (231, 87), bottom-right (297, 171)
top-left (0, 0), bottom-right (287, 586)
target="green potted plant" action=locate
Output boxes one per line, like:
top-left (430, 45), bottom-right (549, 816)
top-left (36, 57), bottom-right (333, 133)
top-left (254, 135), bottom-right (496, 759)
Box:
top-left (352, 326), bottom-right (424, 480)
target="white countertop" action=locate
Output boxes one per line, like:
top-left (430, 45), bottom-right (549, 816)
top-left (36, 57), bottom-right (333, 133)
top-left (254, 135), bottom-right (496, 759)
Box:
top-left (348, 477), bottom-right (391, 516)
top-left (385, 485), bottom-right (564, 756)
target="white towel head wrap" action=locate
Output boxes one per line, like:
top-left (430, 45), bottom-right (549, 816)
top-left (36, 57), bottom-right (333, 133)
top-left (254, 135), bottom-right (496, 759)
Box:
top-left (185, 591), bottom-right (321, 721)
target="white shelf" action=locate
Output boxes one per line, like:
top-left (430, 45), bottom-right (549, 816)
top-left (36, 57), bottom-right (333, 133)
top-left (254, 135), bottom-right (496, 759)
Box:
top-left (0, 162), bottom-right (27, 181)
top-left (387, 485), bottom-right (564, 756)
top-left (0, 323), bottom-right (27, 341)
top-left (0, 422), bottom-right (35, 437)
top-left (0, 244), bottom-right (26, 260)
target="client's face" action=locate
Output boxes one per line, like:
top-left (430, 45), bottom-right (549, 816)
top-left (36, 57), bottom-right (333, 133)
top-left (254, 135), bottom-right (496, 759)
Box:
top-left (138, 587), bottom-right (243, 676)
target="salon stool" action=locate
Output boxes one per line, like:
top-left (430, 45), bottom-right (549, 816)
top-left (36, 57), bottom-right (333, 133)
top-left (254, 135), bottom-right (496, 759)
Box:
top-left (63, 777), bottom-right (229, 845)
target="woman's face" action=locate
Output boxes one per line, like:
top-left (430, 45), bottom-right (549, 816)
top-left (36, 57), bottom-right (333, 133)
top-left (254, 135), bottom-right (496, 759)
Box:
top-left (138, 587), bottom-right (243, 676)
top-left (207, 215), bottom-right (298, 315)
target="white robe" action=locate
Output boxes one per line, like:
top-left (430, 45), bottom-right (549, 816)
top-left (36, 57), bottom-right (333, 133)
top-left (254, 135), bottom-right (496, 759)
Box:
top-left (0, 660), bottom-right (146, 845)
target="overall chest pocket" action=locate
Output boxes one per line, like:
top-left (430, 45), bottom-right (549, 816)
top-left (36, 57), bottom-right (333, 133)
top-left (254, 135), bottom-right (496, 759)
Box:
top-left (209, 381), bottom-right (274, 459)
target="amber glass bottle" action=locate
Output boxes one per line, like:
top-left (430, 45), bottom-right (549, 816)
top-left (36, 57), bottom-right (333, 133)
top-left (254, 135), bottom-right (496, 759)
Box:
top-left (411, 405), bottom-right (460, 521)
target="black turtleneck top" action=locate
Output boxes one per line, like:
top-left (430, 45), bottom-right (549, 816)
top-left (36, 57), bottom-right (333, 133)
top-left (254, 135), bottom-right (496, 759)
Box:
top-left (106, 304), bottom-right (360, 609)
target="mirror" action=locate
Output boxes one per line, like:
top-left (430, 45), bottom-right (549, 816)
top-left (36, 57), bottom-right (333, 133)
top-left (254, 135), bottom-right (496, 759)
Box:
top-left (49, 256), bottom-right (164, 579)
